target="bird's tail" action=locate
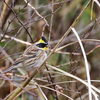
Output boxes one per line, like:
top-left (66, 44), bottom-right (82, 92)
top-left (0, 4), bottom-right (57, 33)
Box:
top-left (1, 63), bottom-right (22, 74)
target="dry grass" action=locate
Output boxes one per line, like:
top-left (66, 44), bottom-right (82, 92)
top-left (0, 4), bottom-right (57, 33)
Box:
top-left (0, 0), bottom-right (100, 100)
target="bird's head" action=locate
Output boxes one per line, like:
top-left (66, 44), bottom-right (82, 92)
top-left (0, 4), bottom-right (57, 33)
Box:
top-left (36, 36), bottom-right (49, 51)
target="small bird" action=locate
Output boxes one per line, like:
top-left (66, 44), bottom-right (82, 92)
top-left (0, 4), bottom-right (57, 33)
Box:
top-left (1, 36), bottom-right (49, 74)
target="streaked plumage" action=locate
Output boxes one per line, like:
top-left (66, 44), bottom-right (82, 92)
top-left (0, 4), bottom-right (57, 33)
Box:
top-left (1, 36), bottom-right (49, 74)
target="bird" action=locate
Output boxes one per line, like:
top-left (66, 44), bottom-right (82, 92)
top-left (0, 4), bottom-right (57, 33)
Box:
top-left (1, 36), bottom-right (49, 75)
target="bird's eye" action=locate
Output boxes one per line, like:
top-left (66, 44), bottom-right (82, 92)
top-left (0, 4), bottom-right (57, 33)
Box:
top-left (36, 43), bottom-right (48, 48)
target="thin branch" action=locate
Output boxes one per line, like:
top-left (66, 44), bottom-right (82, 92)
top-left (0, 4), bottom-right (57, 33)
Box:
top-left (71, 27), bottom-right (92, 100)
top-left (40, 85), bottom-right (73, 100)
top-left (94, 0), bottom-right (100, 7)
top-left (48, 0), bottom-right (54, 44)
top-left (0, 74), bottom-right (40, 99)
top-left (1, 33), bottom-right (32, 45)
top-left (7, 1), bottom-right (92, 99)
top-left (0, 0), bottom-right (10, 28)
top-left (46, 65), bottom-right (99, 100)
top-left (2, 0), bottom-right (34, 43)
top-left (24, 0), bottom-right (49, 37)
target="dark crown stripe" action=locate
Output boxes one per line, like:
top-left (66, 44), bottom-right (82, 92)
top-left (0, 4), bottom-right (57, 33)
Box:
top-left (41, 36), bottom-right (48, 43)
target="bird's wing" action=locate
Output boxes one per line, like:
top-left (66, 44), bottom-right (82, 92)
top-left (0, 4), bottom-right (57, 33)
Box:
top-left (1, 51), bottom-right (37, 74)
top-left (13, 54), bottom-right (26, 65)
top-left (13, 45), bottom-right (38, 65)
top-left (1, 45), bottom-right (38, 74)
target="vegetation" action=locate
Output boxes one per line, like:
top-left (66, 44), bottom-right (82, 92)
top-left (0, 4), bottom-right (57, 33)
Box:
top-left (0, 0), bottom-right (100, 100)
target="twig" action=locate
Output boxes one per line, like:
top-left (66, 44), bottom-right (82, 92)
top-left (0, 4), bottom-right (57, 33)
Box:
top-left (0, 5), bottom-right (37, 52)
top-left (24, 0), bottom-right (49, 27)
top-left (71, 27), bottom-right (92, 100)
top-left (0, 46), bottom-right (14, 63)
top-left (40, 84), bottom-right (73, 100)
top-left (27, 0), bottom-right (32, 47)
top-left (46, 64), bottom-right (99, 100)
top-left (48, 0), bottom-right (54, 44)
top-left (94, 0), bottom-right (100, 7)
top-left (7, 0), bottom-right (92, 99)
top-left (1, 2), bottom-right (27, 42)
top-left (1, 34), bottom-right (32, 45)
top-left (0, 69), bottom-right (5, 87)
top-left (24, 0), bottom-right (49, 36)
top-left (56, 59), bottom-right (82, 68)
top-left (2, 0), bottom-right (34, 43)
top-left (55, 39), bottom-right (100, 54)
top-left (0, 74), bottom-right (40, 99)
top-left (0, 0), bottom-right (10, 28)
